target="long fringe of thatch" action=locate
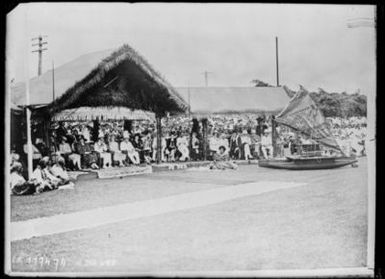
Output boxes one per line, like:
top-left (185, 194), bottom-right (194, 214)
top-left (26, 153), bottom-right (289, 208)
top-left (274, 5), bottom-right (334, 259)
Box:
top-left (47, 44), bottom-right (188, 115)
top-left (52, 106), bottom-right (155, 122)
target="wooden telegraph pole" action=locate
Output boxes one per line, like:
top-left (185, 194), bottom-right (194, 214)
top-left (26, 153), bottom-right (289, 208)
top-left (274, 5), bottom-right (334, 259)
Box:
top-left (275, 36), bottom-right (280, 87)
top-left (201, 71), bottom-right (213, 87)
top-left (32, 35), bottom-right (48, 76)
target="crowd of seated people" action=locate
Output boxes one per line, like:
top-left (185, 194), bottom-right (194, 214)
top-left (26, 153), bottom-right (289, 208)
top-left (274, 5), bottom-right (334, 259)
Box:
top-left (15, 115), bottom-right (367, 175)
top-left (10, 155), bottom-right (73, 196)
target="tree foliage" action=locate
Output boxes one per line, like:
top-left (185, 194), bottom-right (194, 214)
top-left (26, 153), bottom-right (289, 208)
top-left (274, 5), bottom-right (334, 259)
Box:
top-left (278, 84), bottom-right (367, 117)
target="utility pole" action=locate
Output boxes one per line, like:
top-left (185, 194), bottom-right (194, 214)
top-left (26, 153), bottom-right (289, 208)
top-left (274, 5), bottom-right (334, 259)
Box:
top-left (32, 35), bottom-right (48, 76)
top-left (187, 85), bottom-right (191, 118)
top-left (275, 36), bottom-right (280, 87)
top-left (52, 60), bottom-right (55, 100)
top-left (201, 71), bottom-right (213, 87)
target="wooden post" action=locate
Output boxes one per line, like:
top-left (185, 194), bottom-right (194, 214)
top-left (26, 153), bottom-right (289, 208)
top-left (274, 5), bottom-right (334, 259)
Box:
top-left (272, 116), bottom-right (277, 157)
top-left (275, 36), bottom-right (280, 87)
top-left (156, 115), bottom-right (162, 164)
top-left (202, 118), bottom-right (208, 161)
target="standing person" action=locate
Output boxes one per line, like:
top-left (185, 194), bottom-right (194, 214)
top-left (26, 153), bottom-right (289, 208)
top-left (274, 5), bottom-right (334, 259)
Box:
top-left (94, 136), bottom-right (112, 168)
top-left (229, 130), bottom-right (241, 160)
top-left (191, 132), bottom-right (200, 161)
top-left (141, 132), bottom-right (153, 164)
top-left (120, 134), bottom-right (140, 165)
top-left (132, 134), bottom-right (144, 163)
top-left (166, 131), bottom-right (177, 162)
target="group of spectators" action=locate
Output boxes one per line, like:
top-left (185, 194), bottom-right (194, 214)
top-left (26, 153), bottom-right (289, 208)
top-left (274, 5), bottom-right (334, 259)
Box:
top-left (10, 114), bottom-right (367, 195)
top-left (10, 154), bottom-right (73, 196)
top-left (327, 116), bottom-right (367, 156)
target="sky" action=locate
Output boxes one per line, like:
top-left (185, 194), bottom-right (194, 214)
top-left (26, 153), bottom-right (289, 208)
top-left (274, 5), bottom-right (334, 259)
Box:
top-left (6, 3), bottom-right (376, 95)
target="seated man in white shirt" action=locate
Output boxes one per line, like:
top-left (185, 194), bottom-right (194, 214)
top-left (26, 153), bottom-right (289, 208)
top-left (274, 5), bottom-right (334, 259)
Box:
top-left (108, 135), bottom-right (126, 167)
top-left (94, 136), bottom-right (112, 168)
top-left (261, 129), bottom-right (273, 159)
top-left (120, 135), bottom-right (140, 165)
top-left (58, 137), bottom-right (81, 170)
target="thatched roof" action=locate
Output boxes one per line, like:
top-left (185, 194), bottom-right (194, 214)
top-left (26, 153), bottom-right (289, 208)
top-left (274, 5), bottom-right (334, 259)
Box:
top-left (176, 87), bottom-right (290, 116)
top-left (52, 106), bottom-right (155, 122)
top-left (46, 44), bottom-right (188, 116)
top-left (11, 49), bottom-right (113, 106)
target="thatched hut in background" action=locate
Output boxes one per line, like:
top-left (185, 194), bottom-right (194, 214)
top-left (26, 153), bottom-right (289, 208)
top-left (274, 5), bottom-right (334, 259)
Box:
top-left (43, 44), bottom-right (187, 118)
top-left (14, 44), bottom-right (188, 164)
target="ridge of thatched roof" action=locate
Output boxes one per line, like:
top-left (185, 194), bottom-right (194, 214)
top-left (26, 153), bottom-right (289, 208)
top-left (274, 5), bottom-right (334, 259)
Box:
top-left (46, 44), bottom-right (188, 115)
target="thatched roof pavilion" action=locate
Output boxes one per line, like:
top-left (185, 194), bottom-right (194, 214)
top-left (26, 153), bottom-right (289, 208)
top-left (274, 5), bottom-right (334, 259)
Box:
top-left (43, 44), bottom-right (188, 118)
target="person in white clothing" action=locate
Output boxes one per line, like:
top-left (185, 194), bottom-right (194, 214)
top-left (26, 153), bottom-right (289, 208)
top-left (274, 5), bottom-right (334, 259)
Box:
top-left (50, 157), bottom-right (70, 185)
top-left (261, 129), bottom-right (273, 159)
top-left (120, 135), bottom-right (140, 165)
top-left (109, 135), bottom-right (126, 166)
top-left (177, 132), bottom-right (190, 161)
top-left (94, 137), bottom-right (112, 168)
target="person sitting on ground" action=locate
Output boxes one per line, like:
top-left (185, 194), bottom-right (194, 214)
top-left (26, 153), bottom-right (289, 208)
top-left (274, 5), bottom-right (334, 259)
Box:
top-left (75, 136), bottom-right (99, 169)
top-left (210, 145), bottom-right (238, 170)
top-left (30, 157), bottom-right (60, 193)
top-left (50, 156), bottom-right (72, 186)
top-left (108, 134), bottom-right (126, 167)
top-left (10, 162), bottom-right (37, 195)
top-left (120, 134), bottom-right (140, 165)
top-left (94, 136), bottom-right (112, 168)
top-left (58, 136), bottom-right (81, 170)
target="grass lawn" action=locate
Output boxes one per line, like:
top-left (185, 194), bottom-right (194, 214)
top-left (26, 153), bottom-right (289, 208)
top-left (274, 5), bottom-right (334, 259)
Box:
top-left (10, 157), bottom-right (368, 272)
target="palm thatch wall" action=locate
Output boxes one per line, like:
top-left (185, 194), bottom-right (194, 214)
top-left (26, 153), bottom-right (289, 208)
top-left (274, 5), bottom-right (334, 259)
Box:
top-left (45, 44), bottom-right (188, 117)
top-left (52, 106), bottom-right (155, 122)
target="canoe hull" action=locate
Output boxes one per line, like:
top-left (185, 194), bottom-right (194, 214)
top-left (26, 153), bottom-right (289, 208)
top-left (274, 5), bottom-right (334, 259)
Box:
top-left (258, 156), bottom-right (358, 170)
